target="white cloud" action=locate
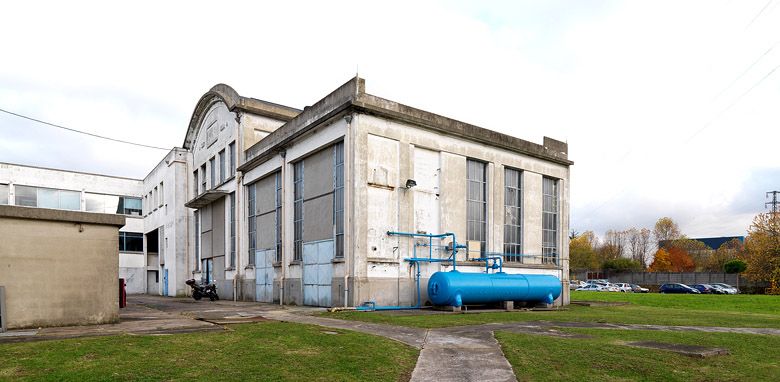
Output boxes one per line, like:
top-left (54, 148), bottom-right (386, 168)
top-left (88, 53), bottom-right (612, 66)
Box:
top-left (1, 0), bottom-right (778, 237)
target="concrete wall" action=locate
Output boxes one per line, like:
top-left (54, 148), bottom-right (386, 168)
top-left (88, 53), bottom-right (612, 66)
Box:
top-left (352, 113), bottom-right (571, 306)
top-left (0, 205), bottom-right (125, 329)
top-left (143, 148), bottom-right (191, 297)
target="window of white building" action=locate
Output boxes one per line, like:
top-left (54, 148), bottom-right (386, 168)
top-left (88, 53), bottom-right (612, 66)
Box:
top-left (466, 159), bottom-right (487, 254)
top-left (504, 168), bottom-right (523, 262)
top-left (542, 177), bottom-right (559, 265)
top-left (219, 149), bottom-right (226, 184)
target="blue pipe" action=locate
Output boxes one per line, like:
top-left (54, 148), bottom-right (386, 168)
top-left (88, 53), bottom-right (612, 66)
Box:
top-left (356, 231), bottom-right (466, 312)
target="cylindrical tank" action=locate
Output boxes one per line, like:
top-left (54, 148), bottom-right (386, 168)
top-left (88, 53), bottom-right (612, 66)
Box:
top-left (427, 271), bottom-right (561, 307)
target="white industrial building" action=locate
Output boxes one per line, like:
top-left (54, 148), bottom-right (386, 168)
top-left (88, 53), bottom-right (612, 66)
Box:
top-left (0, 77), bottom-right (572, 306)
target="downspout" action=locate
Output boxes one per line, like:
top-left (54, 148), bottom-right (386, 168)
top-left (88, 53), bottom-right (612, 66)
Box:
top-left (280, 150), bottom-right (286, 306)
top-left (344, 114), bottom-right (353, 307)
top-left (235, 170), bottom-right (243, 302)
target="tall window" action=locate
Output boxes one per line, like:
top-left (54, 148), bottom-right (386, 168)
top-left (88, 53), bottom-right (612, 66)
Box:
top-left (193, 170), bottom-right (199, 196)
top-left (275, 172), bottom-right (283, 263)
top-left (209, 157), bottom-right (216, 189)
top-left (158, 183), bottom-right (164, 208)
top-left (334, 142), bottom-right (345, 258)
top-left (467, 159), bottom-right (487, 254)
top-left (219, 150), bottom-right (226, 184)
top-left (228, 141), bottom-right (236, 178)
top-left (293, 161), bottom-right (304, 261)
top-left (542, 177), bottom-right (559, 265)
top-left (230, 193), bottom-right (236, 268)
top-left (247, 183), bottom-right (256, 265)
top-left (200, 164), bottom-right (206, 193)
top-left (504, 168), bottom-right (523, 262)
top-left (194, 210), bottom-right (200, 269)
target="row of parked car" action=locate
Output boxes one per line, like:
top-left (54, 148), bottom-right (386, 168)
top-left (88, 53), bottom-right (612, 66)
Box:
top-left (571, 280), bottom-right (648, 293)
top-left (571, 279), bottom-right (740, 294)
top-left (658, 283), bottom-right (739, 294)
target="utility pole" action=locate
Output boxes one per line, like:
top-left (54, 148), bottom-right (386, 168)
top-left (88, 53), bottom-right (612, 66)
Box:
top-left (767, 191), bottom-right (780, 214)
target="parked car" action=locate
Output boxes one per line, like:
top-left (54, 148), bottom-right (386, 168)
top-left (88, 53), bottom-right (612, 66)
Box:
top-left (692, 284), bottom-right (716, 294)
top-left (613, 283), bottom-right (633, 293)
top-left (708, 284), bottom-right (729, 294)
top-left (630, 284), bottom-right (649, 293)
top-left (576, 284), bottom-right (606, 292)
top-left (710, 283), bottom-right (738, 294)
top-left (659, 283), bottom-right (700, 294)
top-left (570, 280), bottom-right (587, 290)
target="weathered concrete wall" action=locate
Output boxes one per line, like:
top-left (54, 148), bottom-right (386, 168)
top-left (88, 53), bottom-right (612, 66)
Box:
top-left (0, 205), bottom-right (124, 329)
top-left (143, 148), bottom-right (191, 297)
top-left (352, 113), bottom-right (571, 306)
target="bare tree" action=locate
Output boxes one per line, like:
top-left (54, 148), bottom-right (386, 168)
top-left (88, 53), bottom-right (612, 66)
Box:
top-left (627, 227), bottom-right (652, 268)
top-left (603, 229), bottom-right (627, 259)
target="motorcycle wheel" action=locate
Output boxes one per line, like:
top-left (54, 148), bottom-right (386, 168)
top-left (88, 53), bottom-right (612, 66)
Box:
top-left (193, 291), bottom-right (203, 301)
top-left (209, 295), bottom-right (216, 301)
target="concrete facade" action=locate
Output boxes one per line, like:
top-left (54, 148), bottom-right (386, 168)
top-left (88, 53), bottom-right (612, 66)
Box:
top-left (0, 205), bottom-right (125, 329)
top-left (240, 77), bottom-right (572, 307)
top-left (1, 76), bottom-right (571, 309)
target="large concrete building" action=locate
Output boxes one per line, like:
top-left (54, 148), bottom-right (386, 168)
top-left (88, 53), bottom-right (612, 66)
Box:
top-left (0, 77), bottom-right (572, 307)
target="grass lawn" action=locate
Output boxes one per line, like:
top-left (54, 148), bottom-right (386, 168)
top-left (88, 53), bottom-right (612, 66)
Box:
top-left (0, 322), bottom-right (418, 382)
top-left (497, 328), bottom-right (780, 381)
top-left (321, 292), bottom-right (780, 328)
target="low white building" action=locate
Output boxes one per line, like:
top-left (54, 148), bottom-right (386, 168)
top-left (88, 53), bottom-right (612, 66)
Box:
top-left (0, 162), bottom-right (145, 293)
top-left (0, 77), bottom-right (573, 307)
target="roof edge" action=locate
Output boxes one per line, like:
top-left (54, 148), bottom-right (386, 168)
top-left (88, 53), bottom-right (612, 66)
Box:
top-left (182, 84), bottom-right (301, 149)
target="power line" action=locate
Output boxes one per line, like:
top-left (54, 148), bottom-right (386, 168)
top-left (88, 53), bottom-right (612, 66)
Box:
top-left (710, 41), bottom-right (778, 103)
top-left (0, 107), bottom-right (171, 151)
top-left (746, 0), bottom-right (774, 30)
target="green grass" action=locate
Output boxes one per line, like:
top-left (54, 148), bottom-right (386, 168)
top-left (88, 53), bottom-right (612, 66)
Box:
top-left (497, 328), bottom-right (780, 381)
top-left (572, 291), bottom-right (780, 314)
top-left (321, 293), bottom-right (780, 328)
top-left (0, 322), bottom-right (418, 382)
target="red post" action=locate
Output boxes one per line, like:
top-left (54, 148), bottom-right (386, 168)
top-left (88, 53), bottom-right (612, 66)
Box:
top-left (119, 278), bottom-right (127, 308)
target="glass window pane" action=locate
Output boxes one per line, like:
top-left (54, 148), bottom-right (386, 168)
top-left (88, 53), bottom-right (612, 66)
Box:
top-left (123, 197), bottom-right (142, 215)
top-left (85, 193), bottom-right (103, 212)
top-left (0, 184), bottom-right (8, 205)
top-left (38, 188), bottom-right (59, 209)
top-left (105, 195), bottom-right (120, 214)
top-left (15, 185), bottom-right (37, 207)
top-left (60, 190), bottom-right (81, 210)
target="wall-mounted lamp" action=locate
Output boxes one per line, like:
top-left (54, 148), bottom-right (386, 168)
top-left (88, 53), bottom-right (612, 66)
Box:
top-left (405, 179), bottom-right (417, 189)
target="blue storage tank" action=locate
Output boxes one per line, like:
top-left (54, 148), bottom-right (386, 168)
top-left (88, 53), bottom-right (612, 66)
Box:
top-left (427, 271), bottom-right (561, 307)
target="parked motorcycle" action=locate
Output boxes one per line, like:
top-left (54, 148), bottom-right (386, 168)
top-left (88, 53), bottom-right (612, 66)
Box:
top-left (185, 279), bottom-right (219, 301)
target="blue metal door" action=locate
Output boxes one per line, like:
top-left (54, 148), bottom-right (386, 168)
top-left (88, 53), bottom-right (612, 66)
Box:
top-left (303, 240), bottom-right (333, 307)
top-left (255, 250), bottom-right (275, 302)
top-left (163, 268), bottom-right (168, 297)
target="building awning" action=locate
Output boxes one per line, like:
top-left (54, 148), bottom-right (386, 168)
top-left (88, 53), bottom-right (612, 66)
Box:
top-left (185, 190), bottom-right (230, 209)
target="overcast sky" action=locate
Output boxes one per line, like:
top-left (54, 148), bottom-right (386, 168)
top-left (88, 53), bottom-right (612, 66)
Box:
top-left (1, 1), bottom-right (778, 239)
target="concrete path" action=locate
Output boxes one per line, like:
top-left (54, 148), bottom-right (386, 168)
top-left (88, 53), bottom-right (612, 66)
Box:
top-left (410, 327), bottom-right (516, 382)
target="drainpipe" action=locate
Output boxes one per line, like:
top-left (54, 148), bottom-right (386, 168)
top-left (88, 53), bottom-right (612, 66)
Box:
top-left (279, 149), bottom-right (288, 306)
top-left (344, 114), bottom-right (353, 307)
top-left (236, 169), bottom-right (243, 301)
